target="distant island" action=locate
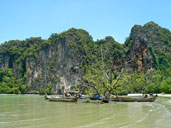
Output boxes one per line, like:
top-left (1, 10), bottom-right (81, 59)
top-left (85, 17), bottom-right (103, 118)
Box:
top-left (0, 21), bottom-right (171, 95)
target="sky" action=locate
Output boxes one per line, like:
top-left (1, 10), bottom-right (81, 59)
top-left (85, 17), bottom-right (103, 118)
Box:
top-left (0, 0), bottom-right (171, 44)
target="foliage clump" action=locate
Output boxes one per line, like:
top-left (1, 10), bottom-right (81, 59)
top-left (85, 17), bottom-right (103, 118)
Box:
top-left (0, 68), bottom-right (27, 94)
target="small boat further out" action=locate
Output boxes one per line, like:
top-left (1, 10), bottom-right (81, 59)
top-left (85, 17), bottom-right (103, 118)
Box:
top-left (48, 97), bottom-right (78, 102)
top-left (111, 94), bottom-right (157, 102)
top-left (45, 94), bottom-right (78, 102)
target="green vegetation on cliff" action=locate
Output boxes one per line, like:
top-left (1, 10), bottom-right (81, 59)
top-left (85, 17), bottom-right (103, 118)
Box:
top-left (0, 68), bottom-right (27, 94)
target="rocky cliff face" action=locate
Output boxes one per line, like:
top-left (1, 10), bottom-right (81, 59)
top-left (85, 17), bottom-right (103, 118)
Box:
top-left (125, 21), bottom-right (171, 72)
top-left (0, 28), bottom-right (93, 94)
top-left (26, 39), bottom-right (82, 94)
top-left (125, 25), bottom-right (155, 72)
top-left (0, 55), bottom-right (9, 69)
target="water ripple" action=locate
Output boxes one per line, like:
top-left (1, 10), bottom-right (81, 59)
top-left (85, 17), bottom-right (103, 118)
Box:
top-left (0, 118), bottom-right (41, 125)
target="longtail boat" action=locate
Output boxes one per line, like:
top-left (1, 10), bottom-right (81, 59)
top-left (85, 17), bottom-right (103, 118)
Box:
top-left (48, 97), bottom-right (78, 102)
top-left (45, 94), bottom-right (78, 102)
top-left (111, 95), bottom-right (157, 102)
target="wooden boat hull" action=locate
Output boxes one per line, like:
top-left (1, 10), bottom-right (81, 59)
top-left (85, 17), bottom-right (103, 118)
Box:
top-left (111, 96), bottom-right (157, 102)
top-left (48, 97), bottom-right (78, 102)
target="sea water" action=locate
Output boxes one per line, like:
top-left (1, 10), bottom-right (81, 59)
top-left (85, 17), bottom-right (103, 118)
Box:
top-left (0, 94), bottom-right (171, 128)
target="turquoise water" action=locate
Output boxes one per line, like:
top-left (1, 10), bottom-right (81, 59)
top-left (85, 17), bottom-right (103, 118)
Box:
top-left (0, 95), bottom-right (171, 128)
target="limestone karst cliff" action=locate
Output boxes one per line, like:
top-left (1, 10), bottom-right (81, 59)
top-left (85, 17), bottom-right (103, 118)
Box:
top-left (0, 22), bottom-right (171, 94)
top-left (125, 21), bottom-right (171, 72)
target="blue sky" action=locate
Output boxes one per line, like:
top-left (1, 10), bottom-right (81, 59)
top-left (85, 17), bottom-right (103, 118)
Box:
top-left (0, 0), bottom-right (171, 44)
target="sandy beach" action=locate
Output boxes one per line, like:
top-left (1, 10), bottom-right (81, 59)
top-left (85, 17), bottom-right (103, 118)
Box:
top-left (158, 94), bottom-right (171, 98)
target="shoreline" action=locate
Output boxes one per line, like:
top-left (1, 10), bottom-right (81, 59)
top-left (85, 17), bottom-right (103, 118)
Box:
top-left (1, 93), bottom-right (171, 97)
top-left (0, 94), bottom-right (41, 95)
top-left (157, 94), bottom-right (171, 98)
